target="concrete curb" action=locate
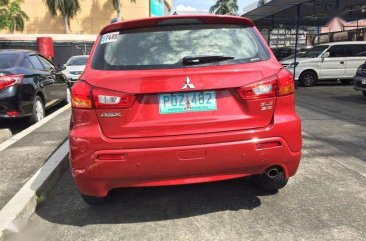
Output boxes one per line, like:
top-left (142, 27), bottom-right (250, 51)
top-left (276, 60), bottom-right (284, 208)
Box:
top-left (0, 104), bottom-right (70, 152)
top-left (0, 141), bottom-right (69, 241)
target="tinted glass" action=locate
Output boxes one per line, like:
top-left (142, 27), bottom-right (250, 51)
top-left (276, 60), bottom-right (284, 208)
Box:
top-left (21, 58), bottom-right (34, 69)
top-left (38, 56), bottom-right (54, 70)
top-left (303, 45), bottom-right (329, 58)
top-left (356, 51), bottom-right (366, 57)
top-left (92, 24), bottom-right (269, 70)
top-left (67, 56), bottom-right (88, 66)
top-left (329, 45), bottom-right (345, 57)
top-left (0, 54), bottom-right (18, 69)
top-left (28, 55), bottom-right (44, 69)
top-left (344, 45), bottom-right (366, 57)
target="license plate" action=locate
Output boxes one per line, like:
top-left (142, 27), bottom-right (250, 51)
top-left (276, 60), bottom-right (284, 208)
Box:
top-left (159, 91), bottom-right (217, 114)
top-left (362, 80), bottom-right (366, 85)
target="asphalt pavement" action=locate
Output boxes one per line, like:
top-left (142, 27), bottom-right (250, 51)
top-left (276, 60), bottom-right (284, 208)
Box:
top-left (0, 107), bottom-right (71, 210)
top-left (296, 82), bottom-right (366, 161)
top-left (0, 103), bottom-right (67, 143)
top-left (6, 82), bottom-right (366, 241)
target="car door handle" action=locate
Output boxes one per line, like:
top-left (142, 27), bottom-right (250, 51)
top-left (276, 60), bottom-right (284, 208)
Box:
top-left (340, 61), bottom-right (345, 64)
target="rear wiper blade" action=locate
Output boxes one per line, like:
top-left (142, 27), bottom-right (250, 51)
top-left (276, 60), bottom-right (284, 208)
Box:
top-left (181, 55), bottom-right (235, 66)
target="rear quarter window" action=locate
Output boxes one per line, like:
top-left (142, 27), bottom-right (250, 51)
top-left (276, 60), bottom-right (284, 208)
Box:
top-left (0, 54), bottom-right (19, 69)
top-left (92, 24), bottom-right (269, 70)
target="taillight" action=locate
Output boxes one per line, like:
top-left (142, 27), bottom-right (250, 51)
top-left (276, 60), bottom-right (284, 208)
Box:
top-left (6, 111), bottom-right (20, 117)
top-left (71, 80), bottom-right (93, 109)
top-left (277, 69), bottom-right (295, 96)
top-left (93, 88), bottom-right (135, 109)
top-left (71, 80), bottom-right (135, 109)
top-left (237, 69), bottom-right (294, 100)
top-left (0, 74), bottom-right (24, 90)
top-left (237, 76), bottom-right (276, 100)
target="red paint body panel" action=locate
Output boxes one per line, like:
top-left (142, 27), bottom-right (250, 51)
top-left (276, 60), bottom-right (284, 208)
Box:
top-left (69, 15), bottom-right (302, 197)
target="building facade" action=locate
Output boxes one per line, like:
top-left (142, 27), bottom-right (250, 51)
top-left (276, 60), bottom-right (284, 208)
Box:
top-left (1, 0), bottom-right (172, 34)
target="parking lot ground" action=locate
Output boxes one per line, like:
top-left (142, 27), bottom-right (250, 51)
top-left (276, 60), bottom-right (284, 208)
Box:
top-left (7, 136), bottom-right (366, 241)
top-left (0, 103), bottom-right (67, 144)
top-left (0, 129), bottom-right (11, 143)
top-left (296, 83), bottom-right (366, 162)
top-left (0, 107), bottom-right (71, 210)
top-left (6, 83), bottom-right (366, 241)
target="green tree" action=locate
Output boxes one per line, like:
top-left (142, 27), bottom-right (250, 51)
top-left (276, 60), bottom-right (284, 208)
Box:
top-left (0, 0), bottom-right (29, 33)
top-left (112, 0), bottom-right (135, 21)
top-left (209, 0), bottom-right (238, 15)
top-left (0, 0), bottom-right (9, 30)
top-left (44, 0), bottom-right (80, 34)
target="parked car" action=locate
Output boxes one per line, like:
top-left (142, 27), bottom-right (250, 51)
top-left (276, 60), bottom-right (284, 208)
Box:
top-left (69, 15), bottom-right (302, 204)
top-left (271, 47), bottom-right (294, 61)
top-left (0, 49), bottom-right (69, 123)
top-left (62, 55), bottom-right (89, 85)
top-left (281, 52), bottom-right (307, 62)
top-left (281, 41), bottom-right (366, 87)
top-left (353, 61), bottom-right (366, 97)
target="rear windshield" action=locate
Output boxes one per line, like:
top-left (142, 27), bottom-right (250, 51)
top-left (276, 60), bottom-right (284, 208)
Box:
top-left (0, 54), bottom-right (18, 69)
top-left (67, 56), bottom-right (88, 66)
top-left (92, 24), bottom-right (269, 70)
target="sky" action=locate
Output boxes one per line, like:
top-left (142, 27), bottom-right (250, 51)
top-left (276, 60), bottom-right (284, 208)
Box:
top-left (172, 0), bottom-right (259, 15)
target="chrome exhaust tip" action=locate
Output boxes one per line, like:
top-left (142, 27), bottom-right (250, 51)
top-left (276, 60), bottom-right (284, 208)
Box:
top-left (266, 168), bottom-right (279, 179)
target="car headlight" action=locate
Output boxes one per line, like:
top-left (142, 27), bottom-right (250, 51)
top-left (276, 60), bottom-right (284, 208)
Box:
top-left (287, 62), bottom-right (299, 69)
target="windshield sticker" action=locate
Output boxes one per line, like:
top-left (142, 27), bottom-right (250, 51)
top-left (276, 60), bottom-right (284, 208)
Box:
top-left (100, 32), bottom-right (119, 44)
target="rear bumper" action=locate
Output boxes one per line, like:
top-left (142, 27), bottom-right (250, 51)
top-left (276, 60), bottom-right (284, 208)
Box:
top-left (0, 86), bottom-right (30, 118)
top-left (353, 76), bottom-right (366, 91)
top-left (71, 136), bottom-right (301, 197)
top-left (70, 95), bottom-right (302, 197)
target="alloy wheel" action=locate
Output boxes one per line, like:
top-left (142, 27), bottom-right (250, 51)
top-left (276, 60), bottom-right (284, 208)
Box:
top-left (35, 99), bottom-right (45, 122)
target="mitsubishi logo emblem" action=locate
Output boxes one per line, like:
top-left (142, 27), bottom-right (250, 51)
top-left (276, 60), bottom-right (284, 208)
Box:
top-left (182, 77), bottom-right (195, 89)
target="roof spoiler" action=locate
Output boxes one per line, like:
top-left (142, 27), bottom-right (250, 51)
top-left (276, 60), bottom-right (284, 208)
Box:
top-left (100, 15), bottom-right (255, 34)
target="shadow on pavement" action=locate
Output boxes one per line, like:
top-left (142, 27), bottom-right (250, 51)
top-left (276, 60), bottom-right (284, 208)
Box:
top-left (330, 93), bottom-right (366, 104)
top-left (35, 171), bottom-right (275, 226)
top-left (0, 102), bottom-right (66, 136)
top-left (298, 80), bottom-right (352, 87)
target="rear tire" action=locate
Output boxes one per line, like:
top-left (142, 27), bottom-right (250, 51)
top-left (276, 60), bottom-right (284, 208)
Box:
top-left (340, 79), bottom-right (352, 85)
top-left (30, 96), bottom-right (45, 124)
top-left (252, 170), bottom-right (288, 191)
top-left (81, 194), bottom-right (109, 205)
top-left (362, 91), bottom-right (366, 97)
top-left (299, 71), bottom-right (318, 87)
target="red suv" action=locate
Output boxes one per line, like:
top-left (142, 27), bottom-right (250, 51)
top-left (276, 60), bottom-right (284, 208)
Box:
top-left (69, 15), bottom-right (302, 204)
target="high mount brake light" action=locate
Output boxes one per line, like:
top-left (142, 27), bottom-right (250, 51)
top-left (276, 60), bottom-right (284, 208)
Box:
top-left (237, 69), bottom-right (294, 100)
top-left (0, 74), bottom-right (24, 90)
top-left (71, 80), bottom-right (135, 109)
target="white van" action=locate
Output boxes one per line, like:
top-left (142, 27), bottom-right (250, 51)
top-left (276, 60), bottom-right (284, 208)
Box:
top-left (281, 41), bottom-right (366, 87)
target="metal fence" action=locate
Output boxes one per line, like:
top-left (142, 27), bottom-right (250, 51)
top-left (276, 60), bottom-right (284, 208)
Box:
top-left (0, 41), bottom-right (94, 67)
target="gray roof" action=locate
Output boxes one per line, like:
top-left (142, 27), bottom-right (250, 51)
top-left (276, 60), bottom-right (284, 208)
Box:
top-left (243, 0), bottom-right (366, 27)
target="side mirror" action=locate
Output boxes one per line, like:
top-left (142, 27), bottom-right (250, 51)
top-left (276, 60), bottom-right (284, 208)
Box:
top-left (59, 64), bottom-right (66, 71)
